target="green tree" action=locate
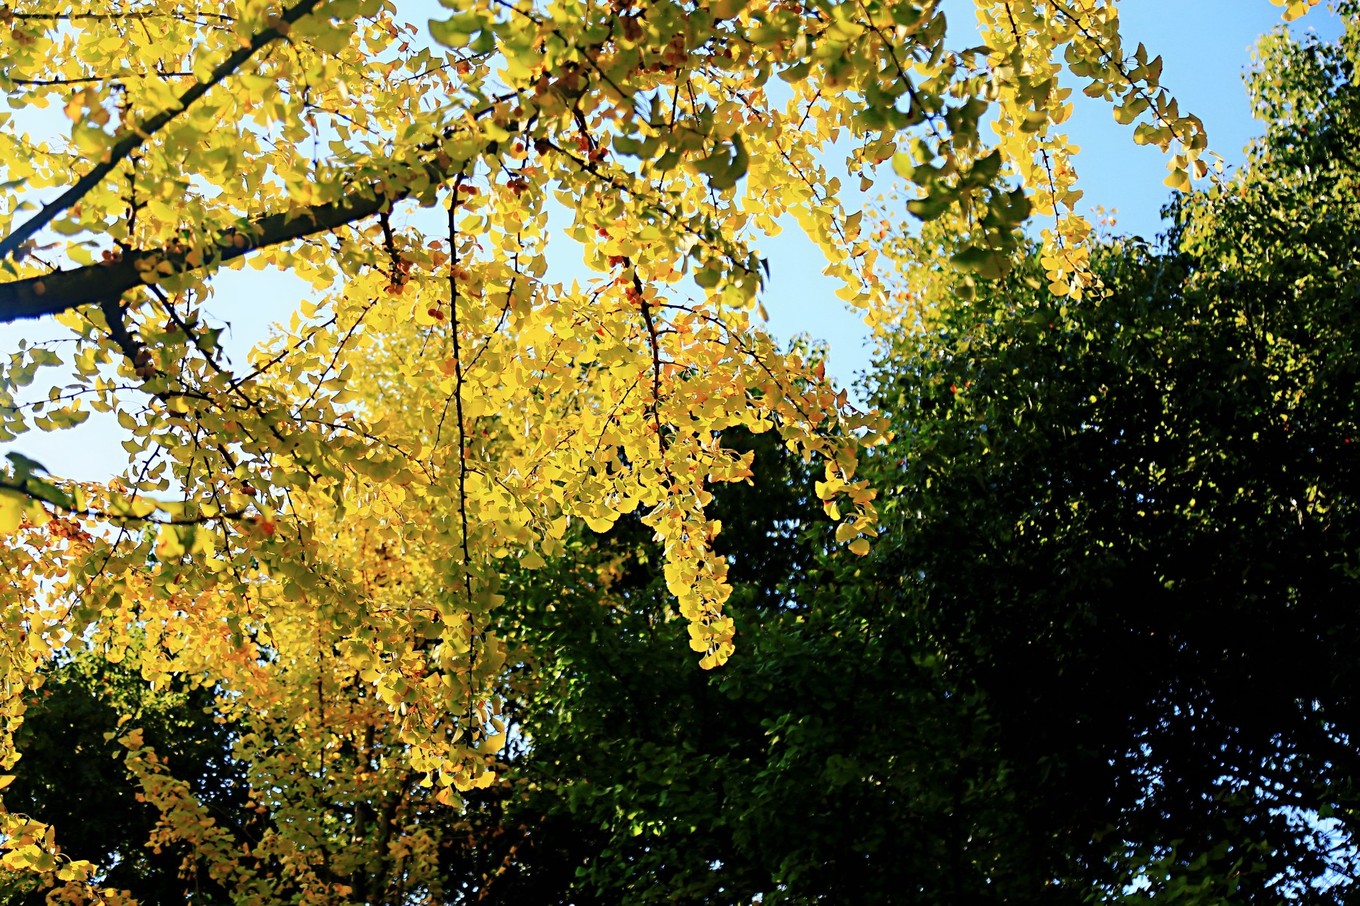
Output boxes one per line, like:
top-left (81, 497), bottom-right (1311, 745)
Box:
top-left (869, 5), bottom-right (1360, 899)
top-left (1, 653), bottom-right (246, 904)
top-left (456, 420), bottom-right (1055, 904)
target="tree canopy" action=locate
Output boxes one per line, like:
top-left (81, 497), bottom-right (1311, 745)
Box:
top-left (869, 10), bottom-right (1360, 897)
top-left (0, 0), bottom-right (1326, 900)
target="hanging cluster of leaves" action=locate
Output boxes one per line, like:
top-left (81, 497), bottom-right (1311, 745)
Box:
top-left (482, 426), bottom-right (1039, 904)
top-left (0, 0), bottom-right (1289, 899)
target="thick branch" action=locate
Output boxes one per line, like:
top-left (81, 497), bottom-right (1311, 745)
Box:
top-left (7, 71), bottom-right (196, 87)
top-left (0, 189), bottom-right (390, 322)
top-left (0, 0), bottom-right (324, 261)
top-left (6, 9), bottom-right (236, 22)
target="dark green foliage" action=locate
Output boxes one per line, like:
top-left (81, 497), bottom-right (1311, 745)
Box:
top-left (3, 656), bottom-right (246, 905)
top-left (867, 14), bottom-right (1360, 900)
top-left (489, 427), bottom-right (1043, 903)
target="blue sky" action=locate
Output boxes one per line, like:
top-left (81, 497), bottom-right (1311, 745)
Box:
top-left (762, 0), bottom-right (1346, 390)
top-left (1, 1), bottom-right (1345, 479)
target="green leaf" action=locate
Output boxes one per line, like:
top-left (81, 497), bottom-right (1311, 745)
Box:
top-left (23, 477), bottom-right (73, 511)
top-left (907, 194), bottom-right (950, 222)
top-left (470, 28), bottom-right (496, 55)
top-left (949, 245), bottom-right (1009, 280)
top-left (777, 60), bottom-right (812, 83)
top-left (695, 132), bottom-right (749, 191)
top-left (6, 451), bottom-right (48, 480)
top-left (891, 152), bottom-right (915, 181)
top-left (428, 17), bottom-right (471, 47)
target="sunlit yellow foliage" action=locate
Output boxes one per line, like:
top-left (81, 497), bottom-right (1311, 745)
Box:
top-left (0, 0), bottom-right (1306, 897)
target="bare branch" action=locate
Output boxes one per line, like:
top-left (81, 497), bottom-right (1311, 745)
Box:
top-left (6, 9), bottom-right (235, 22)
top-left (7, 71), bottom-right (195, 86)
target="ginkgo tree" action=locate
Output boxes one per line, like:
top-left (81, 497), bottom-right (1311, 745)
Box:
top-left (0, 0), bottom-right (1286, 898)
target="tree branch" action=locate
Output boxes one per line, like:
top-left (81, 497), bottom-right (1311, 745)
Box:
top-left (6, 9), bottom-right (236, 22)
top-left (0, 80), bottom-right (522, 323)
top-left (7, 71), bottom-right (196, 87)
top-left (0, 0), bottom-right (325, 261)
top-left (0, 188), bottom-right (391, 322)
